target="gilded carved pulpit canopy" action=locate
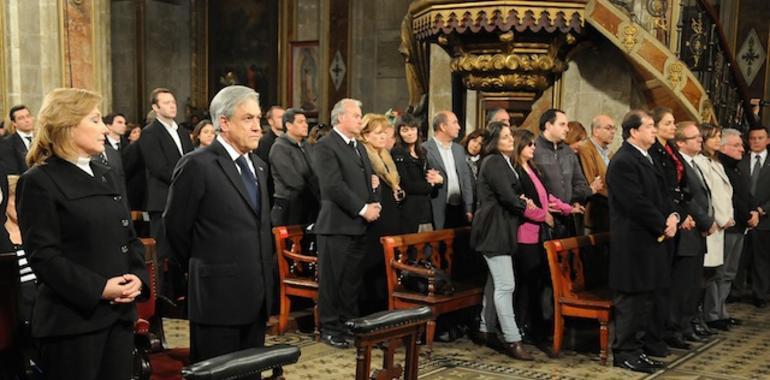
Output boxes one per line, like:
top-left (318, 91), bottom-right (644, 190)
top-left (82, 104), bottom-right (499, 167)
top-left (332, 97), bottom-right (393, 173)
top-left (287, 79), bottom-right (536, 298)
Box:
top-left (403, 0), bottom-right (589, 107)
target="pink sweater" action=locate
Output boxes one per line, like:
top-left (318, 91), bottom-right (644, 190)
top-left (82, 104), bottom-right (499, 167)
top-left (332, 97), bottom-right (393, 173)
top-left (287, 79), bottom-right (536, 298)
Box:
top-left (517, 166), bottom-right (573, 244)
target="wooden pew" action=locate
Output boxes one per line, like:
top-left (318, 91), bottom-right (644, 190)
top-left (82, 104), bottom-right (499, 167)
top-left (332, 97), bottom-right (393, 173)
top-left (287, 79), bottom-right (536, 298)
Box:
top-left (271, 225), bottom-right (319, 338)
top-left (380, 227), bottom-right (482, 356)
top-left (543, 233), bottom-right (612, 365)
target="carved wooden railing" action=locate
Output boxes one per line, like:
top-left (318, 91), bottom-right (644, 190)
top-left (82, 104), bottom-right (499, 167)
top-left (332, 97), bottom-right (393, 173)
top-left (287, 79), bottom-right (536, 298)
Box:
top-left (608, 0), bottom-right (759, 131)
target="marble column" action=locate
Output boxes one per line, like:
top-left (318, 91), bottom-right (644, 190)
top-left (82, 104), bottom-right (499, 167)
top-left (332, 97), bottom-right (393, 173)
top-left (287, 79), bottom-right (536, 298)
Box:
top-left (1, 0), bottom-right (62, 115)
top-left (61, 0), bottom-right (112, 108)
top-left (1, 0), bottom-right (111, 115)
top-left (427, 44), bottom-right (451, 138)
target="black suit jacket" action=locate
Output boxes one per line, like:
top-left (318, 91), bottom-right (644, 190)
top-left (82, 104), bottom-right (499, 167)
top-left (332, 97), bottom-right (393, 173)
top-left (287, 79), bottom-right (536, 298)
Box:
top-left (0, 164), bottom-right (13, 253)
top-left (719, 152), bottom-right (751, 231)
top-left (103, 142), bottom-right (127, 200)
top-left (268, 135), bottom-right (319, 225)
top-left (0, 133), bottom-right (29, 174)
top-left (606, 142), bottom-right (671, 292)
top-left (17, 156), bottom-right (148, 337)
top-left (164, 139), bottom-right (273, 326)
top-left (741, 151), bottom-right (770, 230)
top-left (470, 154), bottom-right (527, 255)
top-left (311, 131), bottom-right (377, 236)
top-left (676, 157), bottom-right (714, 256)
top-left (122, 141), bottom-right (146, 211)
top-left (138, 120), bottom-right (193, 212)
top-left (255, 129), bottom-right (279, 163)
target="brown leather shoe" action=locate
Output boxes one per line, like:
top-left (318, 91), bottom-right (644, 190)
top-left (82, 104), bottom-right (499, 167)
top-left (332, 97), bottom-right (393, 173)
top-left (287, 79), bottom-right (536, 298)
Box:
top-left (504, 341), bottom-right (534, 361)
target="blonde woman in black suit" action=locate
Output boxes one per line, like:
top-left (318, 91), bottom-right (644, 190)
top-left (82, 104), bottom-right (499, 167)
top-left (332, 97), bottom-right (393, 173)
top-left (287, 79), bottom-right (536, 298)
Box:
top-left (17, 88), bottom-right (148, 380)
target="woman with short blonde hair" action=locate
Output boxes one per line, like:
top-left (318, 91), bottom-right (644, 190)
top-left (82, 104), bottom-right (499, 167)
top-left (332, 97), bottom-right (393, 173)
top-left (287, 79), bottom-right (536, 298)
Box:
top-left (18, 88), bottom-right (149, 380)
top-left (358, 113), bottom-right (403, 314)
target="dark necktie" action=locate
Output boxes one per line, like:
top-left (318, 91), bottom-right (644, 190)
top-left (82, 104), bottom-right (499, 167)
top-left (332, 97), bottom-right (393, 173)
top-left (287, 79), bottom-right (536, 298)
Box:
top-left (23, 136), bottom-right (32, 151)
top-left (92, 152), bottom-right (110, 167)
top-left (348, 140), bottom-right (363, 163)
top-left (691, 160), bottom-right (711, 199)
top-left (751, 154), bottom-right (762, 195)
top-left (235, 155), bottom-right (260, 214)
top-left (115, 141), bottom-right (121, 151)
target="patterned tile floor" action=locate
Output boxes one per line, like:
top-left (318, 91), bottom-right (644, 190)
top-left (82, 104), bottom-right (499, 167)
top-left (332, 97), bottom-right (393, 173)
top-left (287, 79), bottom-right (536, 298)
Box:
top-left (163, 303), bottom-right (770, 379)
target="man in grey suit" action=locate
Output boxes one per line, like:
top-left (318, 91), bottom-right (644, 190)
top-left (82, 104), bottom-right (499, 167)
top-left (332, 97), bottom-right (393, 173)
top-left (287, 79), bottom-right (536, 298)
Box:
top-left (741, 126), bottom-right (770, 308)
top-left (423, 111), bottom-right (474, 229)
top-left (670, 121), bottom-right (717, 343)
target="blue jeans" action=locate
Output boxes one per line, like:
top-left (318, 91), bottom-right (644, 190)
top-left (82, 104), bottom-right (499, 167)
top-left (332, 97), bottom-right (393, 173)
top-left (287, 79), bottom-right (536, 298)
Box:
top-left (479, 254), bottom-right (522, 343)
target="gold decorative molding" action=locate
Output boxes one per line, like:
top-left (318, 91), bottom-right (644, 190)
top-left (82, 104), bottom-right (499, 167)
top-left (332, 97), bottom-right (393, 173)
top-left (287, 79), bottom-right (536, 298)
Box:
top-left (700, 98), bottom-right (715, 123)
top-left (620, 23), bottom-right (640, 52)
top-left (450, 53), bottom-right (564, 73)
top-left (464, 73), bottom-right (550, 92)
top-left (666, 61), bottom-right (684, 90)
top-left (409, 1), bottom-right (586, 40)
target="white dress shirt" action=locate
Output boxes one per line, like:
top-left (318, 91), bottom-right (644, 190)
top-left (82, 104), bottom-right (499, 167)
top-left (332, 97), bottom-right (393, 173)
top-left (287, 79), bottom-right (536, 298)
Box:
top-left (750, 149), bottom-right (767, 176)
top-left (18, 131), bottom-right (33, 151)
top-left (434, 137), bottom-right (462, 205)
top-left (158, 119), bottom-right (184, 156)
top-left (217, 136), bottom-right (256, 177)
top-left (69, 156), bottom-right (94, 177)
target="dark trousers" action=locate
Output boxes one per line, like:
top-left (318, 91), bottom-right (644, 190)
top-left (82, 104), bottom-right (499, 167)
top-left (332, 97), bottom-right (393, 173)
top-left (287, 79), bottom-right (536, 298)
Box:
top-left (750, 230), bottom-right (770, 301)
top-left (731, 232), bottom-right (754, 298)
top-left (38, 321), bottom-right (133, 380)
top-left (669, 254), bottom-right (704, 337)
top-left (643, 286), bottom-right (670, 352)
top-left (444, 204), bottom-right (467, 229)
top-left (513, 243), bottom-right (549, 342)
top-left (612, 291), bottom-right (654, 361)
top-left (190, 315), bottom-right (266, 364)
top-left (317, 234), bottom-right (367, 336)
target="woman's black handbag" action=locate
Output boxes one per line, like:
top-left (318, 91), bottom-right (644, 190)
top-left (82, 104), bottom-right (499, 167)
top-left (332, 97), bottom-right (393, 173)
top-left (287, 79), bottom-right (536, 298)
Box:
top-left (400, 260), bottom-right (455, 296)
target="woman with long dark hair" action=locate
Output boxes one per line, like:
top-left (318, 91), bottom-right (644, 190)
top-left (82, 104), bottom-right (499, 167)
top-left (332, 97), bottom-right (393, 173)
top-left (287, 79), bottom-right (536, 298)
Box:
top-left (391, 115), bottom-right (443, 233)
top-left (470, 121), bottom-right (534, 360)
top-left (510, 128), bottom-right (580, 348)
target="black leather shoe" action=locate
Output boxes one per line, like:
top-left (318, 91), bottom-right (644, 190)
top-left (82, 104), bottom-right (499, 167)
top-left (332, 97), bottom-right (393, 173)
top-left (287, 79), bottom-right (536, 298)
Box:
top-left (614, 356), bottom-right (656, 374)
top-left (321, 334), bottom-right (350, 349)
top-left (664, 337), bottom-right (691, 350)
top-left (692, 322), bottom-right (715, 337)
top-left (726, 318), bottom-right (742, 326)
top-left (683, 333), bottom-right (705, 343)
top-left (706, 319), bottom-right (730, 331)
top-left (640, 353), bottom-right (666, 368)
top-left (753, 298), bottom-right (768, 308)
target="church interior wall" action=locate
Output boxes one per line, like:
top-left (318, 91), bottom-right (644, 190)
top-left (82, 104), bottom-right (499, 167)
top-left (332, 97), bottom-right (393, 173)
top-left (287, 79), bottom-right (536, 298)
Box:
top-left (349, 0), bottom-right (411, 117)
top-left (560, 39), bottom-right (648, 151)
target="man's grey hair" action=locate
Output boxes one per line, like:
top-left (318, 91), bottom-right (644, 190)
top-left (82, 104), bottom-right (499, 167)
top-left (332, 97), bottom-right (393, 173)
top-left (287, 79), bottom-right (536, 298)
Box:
top-left (330, 98), bottom-right (362, 126)
top-left (721, 128), bottom-right (742, 146)
top-left (485, 108), bottom-right (506, 123)
top-left (590, 114), bottom-right (612, 133)
top-left (209, 85), bottom-right (260, 131)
